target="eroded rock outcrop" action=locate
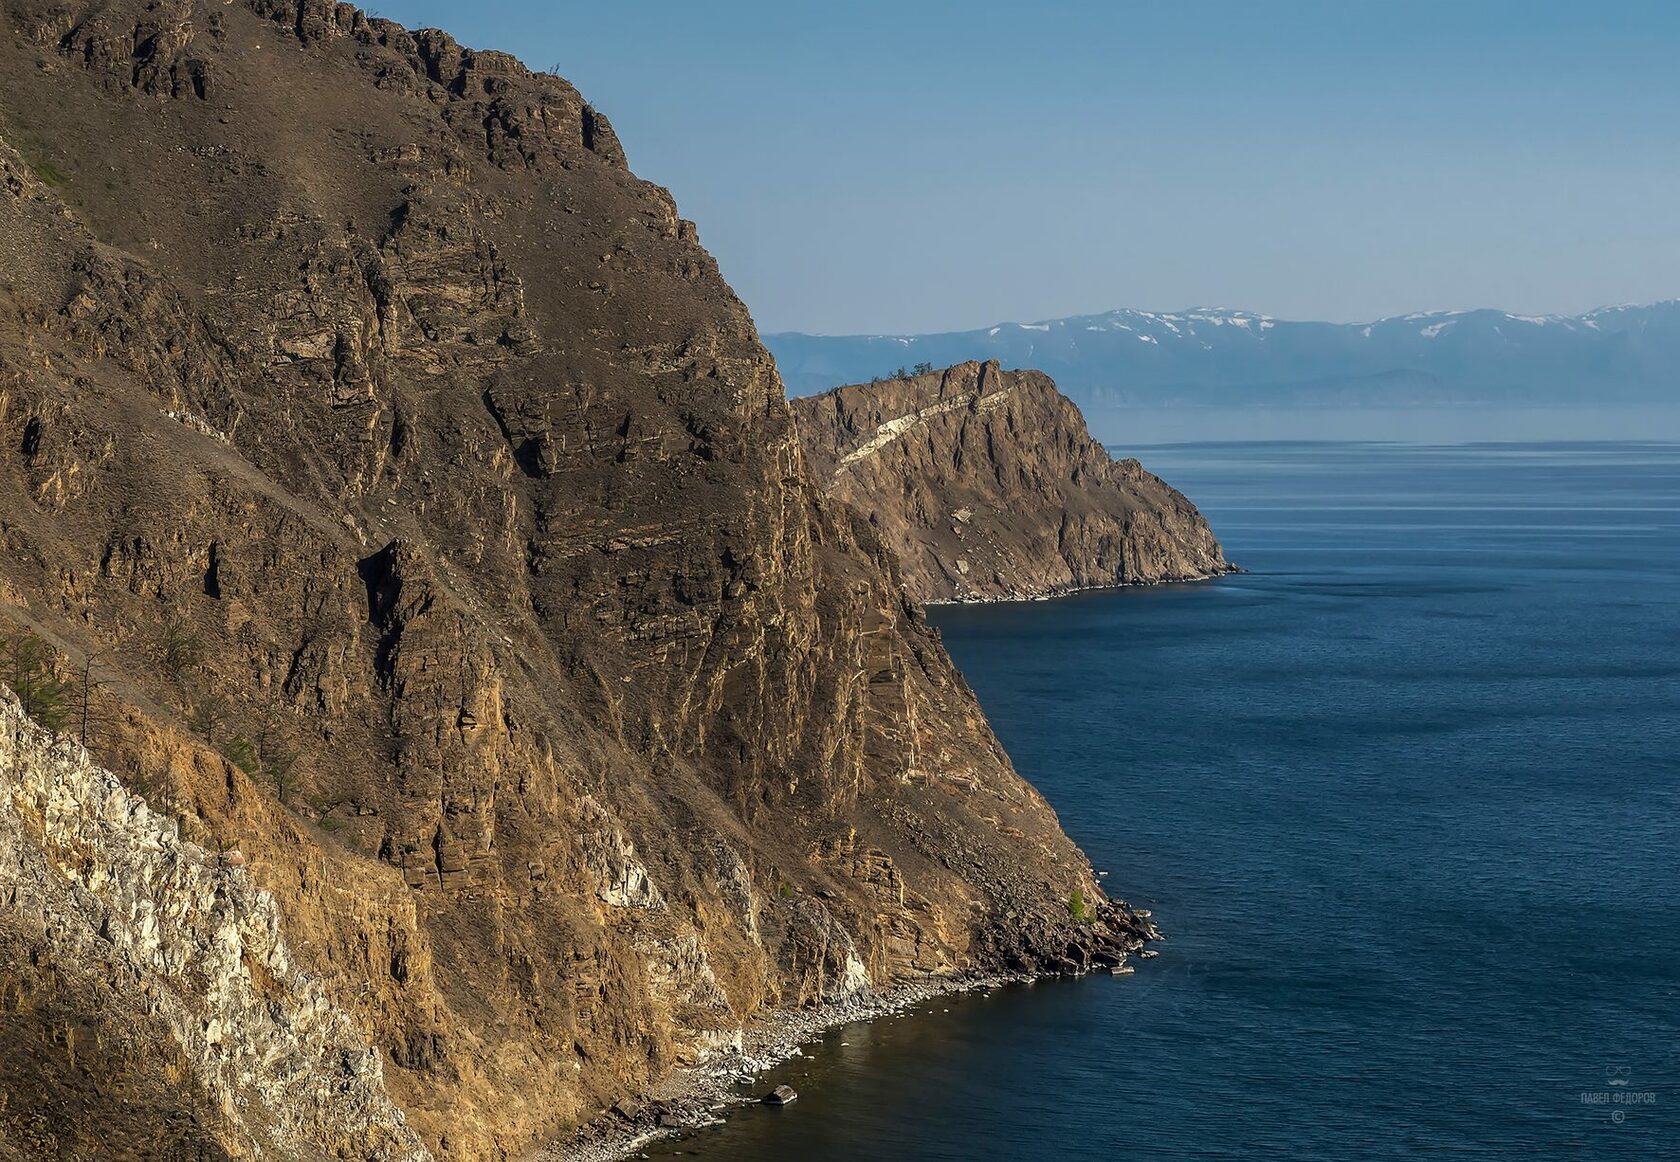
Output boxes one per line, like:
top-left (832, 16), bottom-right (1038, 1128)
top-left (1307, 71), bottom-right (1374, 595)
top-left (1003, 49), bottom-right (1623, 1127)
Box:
top-left (0, 692), bottom-right (426, 1160)
top-left (793, 361), bottom-right (1232, 602)
top-left (0, 4), bottom-right (1151, 1157)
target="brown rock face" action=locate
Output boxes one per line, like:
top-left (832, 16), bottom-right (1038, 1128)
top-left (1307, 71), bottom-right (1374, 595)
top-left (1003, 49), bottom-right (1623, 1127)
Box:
top-left (0, 4), bottom-right (1149, 1158)
top-left (793, 361), bottom-right (1231, 602)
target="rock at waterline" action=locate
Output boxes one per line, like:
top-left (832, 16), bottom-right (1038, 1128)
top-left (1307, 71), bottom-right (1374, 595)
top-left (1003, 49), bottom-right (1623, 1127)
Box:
top-left (763, 1085), bottom-right (798, 1106)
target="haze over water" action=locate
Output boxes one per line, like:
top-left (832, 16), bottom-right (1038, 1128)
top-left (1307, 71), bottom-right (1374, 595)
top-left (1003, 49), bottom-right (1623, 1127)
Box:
top-left (646, 441), bottom-right (1680, 1160)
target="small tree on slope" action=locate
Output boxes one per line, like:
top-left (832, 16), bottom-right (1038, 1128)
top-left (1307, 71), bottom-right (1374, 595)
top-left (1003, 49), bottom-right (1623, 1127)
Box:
top-left (1, 633), bottom-right (70, 733)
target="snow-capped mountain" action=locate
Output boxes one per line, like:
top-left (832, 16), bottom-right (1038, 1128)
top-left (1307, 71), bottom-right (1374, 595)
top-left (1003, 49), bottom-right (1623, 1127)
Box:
top-left (766, 304), bottom-right (1680, 406)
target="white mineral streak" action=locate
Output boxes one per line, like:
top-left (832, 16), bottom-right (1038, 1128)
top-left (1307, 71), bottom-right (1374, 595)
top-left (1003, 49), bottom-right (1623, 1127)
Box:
top-left (836, 387), bottom-right (1013, 470)
top-left (0, 692), bottom-right (429, 1160)
top-left (578, 795), bottom-right (667, 910)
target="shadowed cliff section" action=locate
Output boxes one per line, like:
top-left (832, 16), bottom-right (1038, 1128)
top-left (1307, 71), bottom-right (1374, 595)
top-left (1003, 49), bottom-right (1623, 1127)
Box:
top-left (0, 3), bottom-right (1151, 1157)
top-left (793, 362), bottom-right (1231, 602)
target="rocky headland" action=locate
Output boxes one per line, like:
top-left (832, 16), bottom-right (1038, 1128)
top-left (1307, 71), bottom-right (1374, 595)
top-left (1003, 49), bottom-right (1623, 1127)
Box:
top-left (792, 361), bottom-right (1232, 603)
top-left (0, 3), bottom-right (1159, 1158)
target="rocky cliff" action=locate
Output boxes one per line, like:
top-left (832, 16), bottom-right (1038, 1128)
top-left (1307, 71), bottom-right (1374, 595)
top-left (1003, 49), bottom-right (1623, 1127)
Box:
top-left (0, 691), bottom-right (426, 1160)
top-left (792, 362), bottom-right (1230, 602)
top-left (0, 4), bottom-right (1149, 1157)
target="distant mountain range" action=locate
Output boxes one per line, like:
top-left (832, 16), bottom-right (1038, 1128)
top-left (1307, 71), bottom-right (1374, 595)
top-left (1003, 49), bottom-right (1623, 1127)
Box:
top-left (766, 304), bottom-right (1680, 407)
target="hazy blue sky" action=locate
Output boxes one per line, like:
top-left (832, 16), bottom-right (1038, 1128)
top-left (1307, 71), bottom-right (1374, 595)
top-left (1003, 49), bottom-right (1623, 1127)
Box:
top-left (378, 1), bottom-right (1680, 335)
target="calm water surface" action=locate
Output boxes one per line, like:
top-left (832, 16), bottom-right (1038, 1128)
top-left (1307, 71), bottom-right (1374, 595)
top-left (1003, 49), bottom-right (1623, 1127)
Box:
top-left (648, 442), bottom-right (1680, 1160)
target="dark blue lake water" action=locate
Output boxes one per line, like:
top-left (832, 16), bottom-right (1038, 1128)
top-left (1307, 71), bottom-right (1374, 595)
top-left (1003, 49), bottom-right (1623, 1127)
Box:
top-left (648, 442), bottom-right (1680, 1160)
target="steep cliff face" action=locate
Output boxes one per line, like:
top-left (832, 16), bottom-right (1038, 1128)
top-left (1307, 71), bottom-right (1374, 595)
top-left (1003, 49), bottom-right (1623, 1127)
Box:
top-left (0, 4), bottom-right (1148, 1157)
top-left (793, 362), bottom-right (1231, 602)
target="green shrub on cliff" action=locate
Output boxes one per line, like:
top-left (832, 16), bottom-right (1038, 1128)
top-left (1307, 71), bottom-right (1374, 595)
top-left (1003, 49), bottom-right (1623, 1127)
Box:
top-left (33, 160), bottom-right (67, 187)
top-left (1, 633), bottom-right (69, 732)
top-left (1067, 886), bottom-right (1092, 923)
top-left (223, 733), bottom-right (259, 774)
top-left (188, 694), bottom-right (227, 744)
top-left (160, 617), bottom-right (203, 681)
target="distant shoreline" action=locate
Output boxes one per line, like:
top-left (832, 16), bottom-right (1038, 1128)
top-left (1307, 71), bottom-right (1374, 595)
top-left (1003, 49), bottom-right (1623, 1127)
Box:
top-left (1079, 404), bottom-right (1680, 445)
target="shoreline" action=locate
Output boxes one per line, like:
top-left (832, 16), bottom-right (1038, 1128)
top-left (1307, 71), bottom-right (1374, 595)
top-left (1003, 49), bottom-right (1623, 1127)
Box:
top-left (925, 563), bottom-right (1242, 608)
top-left (550, 970), bottom-right (1035, 1162)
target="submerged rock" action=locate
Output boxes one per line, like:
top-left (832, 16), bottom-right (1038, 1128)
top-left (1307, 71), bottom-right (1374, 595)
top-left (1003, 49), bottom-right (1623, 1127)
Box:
top-left (763, 1084), bottom-right (798, 1106)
